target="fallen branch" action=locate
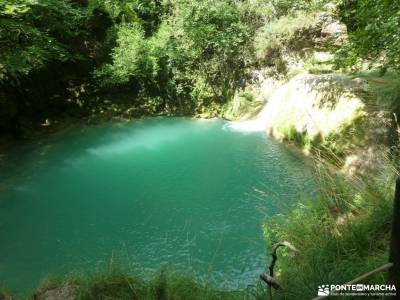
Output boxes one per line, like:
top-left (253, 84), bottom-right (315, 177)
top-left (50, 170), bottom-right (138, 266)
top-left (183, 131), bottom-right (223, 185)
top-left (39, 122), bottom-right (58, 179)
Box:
top-left (269, 241), bottom-right (299, 278)
top-left (260, 241), bottom-right (299, 299)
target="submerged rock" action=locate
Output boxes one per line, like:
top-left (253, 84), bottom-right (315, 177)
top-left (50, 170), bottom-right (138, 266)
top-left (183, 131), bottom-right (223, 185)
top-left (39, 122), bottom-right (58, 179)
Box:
top-left (33, 285), bottom-right (76, 300)
top-left (0, 292), bottom-right (11, 300)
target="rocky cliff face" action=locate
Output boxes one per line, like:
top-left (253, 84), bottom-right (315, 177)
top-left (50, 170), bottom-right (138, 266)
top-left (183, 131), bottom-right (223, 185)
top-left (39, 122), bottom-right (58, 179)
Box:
top-left (229, 71), bottom-right (392, 177)
top-left (260, 74), bottom-right (365, 141)
top-left (230, 4), bottom-right (394, 175)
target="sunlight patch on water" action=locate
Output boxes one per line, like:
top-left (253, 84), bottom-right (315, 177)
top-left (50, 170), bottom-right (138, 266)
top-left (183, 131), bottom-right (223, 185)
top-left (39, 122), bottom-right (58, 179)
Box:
top-left (87, 123), bottom-right (196, 156)
top-left (0, 117), bottom-right (313, 293)
top-left (226, 119), bottom-right (266, 132)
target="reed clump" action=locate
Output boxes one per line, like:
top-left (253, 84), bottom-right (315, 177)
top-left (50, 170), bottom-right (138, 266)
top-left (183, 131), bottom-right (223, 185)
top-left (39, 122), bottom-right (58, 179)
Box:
top-left (263, 153), bottom-right (398, 299)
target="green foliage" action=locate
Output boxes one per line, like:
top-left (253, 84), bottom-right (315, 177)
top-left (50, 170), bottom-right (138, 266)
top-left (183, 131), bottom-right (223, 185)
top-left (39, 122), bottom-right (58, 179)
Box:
top-left (76, 270), bottom-right (144, 300)
top-left (36, 268), bottom-right (266, 300)
top-left (236, 0), bottom-right (276, 31)
top-left (222, 87), bottom-right (265, 120)
top-left (0, 0), bottom-right (119, 133)
top-left (279, 115), bottom-right (368, 161)
top-left (303, 55), bottom-right (335, 75)
top-left (271, 0), bottom-right (336, 17)
top-left (89, 0), bottom-right (166, 36)
top-left (264, 164), bottom-right (397, 299)
top-left (337, 0), bottom-right (400, 71)
top-left (0, 0), bottom-right (88, 83)
top-left (254, 11), bottom-right (317, 74)
top-left (353, 71), bottom-right (400, 115)
top-left (0, 19), bottom-right (68, 82)
top-left (172, 0), bottom-right (252, 105)
top-left (95, 23), bottom-right (151, 86)
top-left (96, 0), bottom-right (254, 113)
top-left (2, 0), bottom-right (400, 136)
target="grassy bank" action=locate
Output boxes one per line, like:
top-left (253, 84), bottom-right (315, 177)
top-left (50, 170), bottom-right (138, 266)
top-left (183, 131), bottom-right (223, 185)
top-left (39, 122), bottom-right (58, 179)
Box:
top-left (0, 268), bottom-right (266, 300)
top-left (263, 156), bottom-right (398, 299)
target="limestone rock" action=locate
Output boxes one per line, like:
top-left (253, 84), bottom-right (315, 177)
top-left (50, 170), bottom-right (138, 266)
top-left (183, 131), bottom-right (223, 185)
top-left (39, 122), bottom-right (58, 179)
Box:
top-left (316, 12), bottom-right (348, 47)
top-left (0, 292), bottom-right (12, 300)
top-left (258, 74), bottom-right (365, 140)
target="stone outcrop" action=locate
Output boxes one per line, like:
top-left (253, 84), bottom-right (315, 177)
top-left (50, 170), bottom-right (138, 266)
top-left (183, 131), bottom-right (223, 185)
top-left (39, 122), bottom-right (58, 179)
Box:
top-left (258, 74), bottom-right (365, 141)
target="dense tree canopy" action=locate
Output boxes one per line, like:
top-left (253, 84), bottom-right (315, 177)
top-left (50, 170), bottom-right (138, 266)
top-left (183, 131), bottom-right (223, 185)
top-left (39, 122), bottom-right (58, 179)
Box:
top-left (1, 0), bottom-right (400, 136)
top-left (337, 0), bottom-right (400, 71)
top-left (0, 0), bottom-right (87, 83)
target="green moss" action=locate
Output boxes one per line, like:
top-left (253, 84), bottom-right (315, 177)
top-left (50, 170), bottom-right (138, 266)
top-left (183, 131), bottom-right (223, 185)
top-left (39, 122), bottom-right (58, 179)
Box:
top-left (279, 125), bottom-right (318, 155)
top-left (222, 88), bottom-right (265, 120)
top-left (275, 104), bottom-right (367, 161)
top-left (304, 55), bottom-right (336, 75)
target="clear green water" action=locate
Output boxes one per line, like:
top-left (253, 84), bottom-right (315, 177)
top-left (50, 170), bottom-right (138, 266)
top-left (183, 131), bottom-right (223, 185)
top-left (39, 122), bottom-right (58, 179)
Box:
top-left (0, 118), bottom-right (313, 293)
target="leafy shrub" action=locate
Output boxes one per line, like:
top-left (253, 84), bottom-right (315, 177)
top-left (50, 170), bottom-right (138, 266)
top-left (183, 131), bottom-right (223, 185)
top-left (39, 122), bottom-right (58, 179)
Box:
top-left (94, 0), bottom-right (254, 113)
top-left (254, 12), bottom-right (317, 69)
top-left (0, 0), bottom-right (88, 83)
top-left (162, 0), bottom-right (254, 107)
top-left (235, 0), bottom-right (276, 33)
top-left (271, 0), bottom-right (339, 17)
top-left (94, 23), bottom-right (152, 86)
top-left (337, 0), bottom-right (400, 71)
top-left (88, 0), bottom-right (166, 37)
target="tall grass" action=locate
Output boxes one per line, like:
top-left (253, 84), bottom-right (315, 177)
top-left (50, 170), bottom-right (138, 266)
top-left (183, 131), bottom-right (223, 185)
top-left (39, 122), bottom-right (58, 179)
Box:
top-left (34, 267), bottom-right (267, 300)
top-left (263, 154), bottom-right (398, 299)
top-left (345, 71), bottom-right (400, 117)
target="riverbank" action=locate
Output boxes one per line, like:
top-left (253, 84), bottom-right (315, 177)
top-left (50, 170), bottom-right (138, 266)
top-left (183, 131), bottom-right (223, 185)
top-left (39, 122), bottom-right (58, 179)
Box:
top-left (1, 267), bottom-right (266, 300)
top-left (264, 156), bottom-right (398, 299)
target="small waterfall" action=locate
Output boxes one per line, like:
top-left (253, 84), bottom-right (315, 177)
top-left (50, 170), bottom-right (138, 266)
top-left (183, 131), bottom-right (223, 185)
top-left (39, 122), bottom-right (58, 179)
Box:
top-left (227, 83), bottom-right (289, 133)
top-left (227, 74), bottom-right (364, 137)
